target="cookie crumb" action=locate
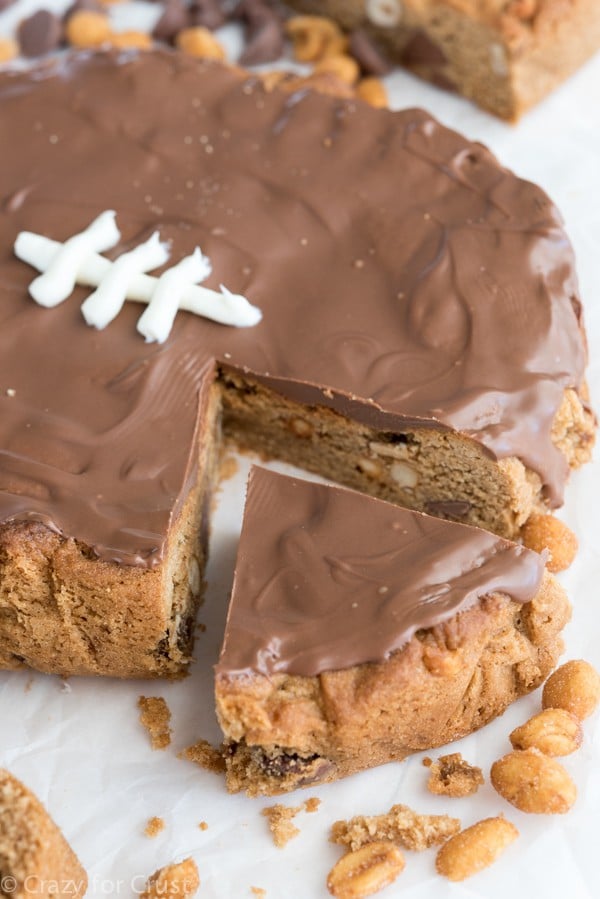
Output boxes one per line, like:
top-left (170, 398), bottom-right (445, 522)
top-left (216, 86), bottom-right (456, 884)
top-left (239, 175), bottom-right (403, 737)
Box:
top-left (330, 803), bottom-right (460, 852)
top-left (304, 797), bottom-right (321, 813)
top-left (251, 889), bottom-right (266, 898)
top-left (424, 753), bottom-right (484, 797)
top-left (219, 454), bottom-right (239, 482)
top-left (198, 821), bottom-right (208, 831)
top-left (144, 816), bottom-right (165, 838)
top-left (140, 858), bottom-right (199, 899)
top-left (138, 696), bottom-right (172, 750)
top-left (179, 738), bottom-right (226, 773)
top-left (261, 803), bottom-right (302, 848)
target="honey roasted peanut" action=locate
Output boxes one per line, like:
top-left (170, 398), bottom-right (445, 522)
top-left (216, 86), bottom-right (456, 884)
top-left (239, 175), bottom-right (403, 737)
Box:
top-left (65, 10), bottom-right (111, 49)
top-left (490, 748), bottom-right (576, 813)
top-left (327, 841), bottom-right (405, 898)
top-left (314, 55), bottom-right (361, 86)
top-left (286, 15), bottom-right (346, 63)
top-left (542, 659), bottom-right (600, 720)
top-left (521, 514), bottom-right (578, 572)
top-left (436, 817), bottom-right (518, 882)
top-left (176, 27), bottom-right (226, 60)
top-left (510, 708), bottom-right (583, 756)
top-left (356, 78), bottom-right (388, 108)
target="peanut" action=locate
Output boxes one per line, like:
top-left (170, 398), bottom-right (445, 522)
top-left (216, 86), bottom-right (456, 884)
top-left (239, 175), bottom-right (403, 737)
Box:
top-left (327, 841), bottom-right (405, 898)
top-left (356, 78), bottom-right (388, 109)
top-left (176, 27), bottom-right (226, 61)
top-left (65, 10), bottom-right (111, 49)
top-left (542, 659), bottom-right (600, 720)
top-left (286, 16), bottom-right (345, 63)
top-left (521, 514), bottom-right (578, 572)
top-left (490, 748), bottom-right (576, 813)
top-left (435, 817), bottom-right (518, 882)
top-left (0, 37), bottom-right (18, 64)
top-left (510, 708), bottom-right (583, 756)
top-left (314, 55), bottom-right (360, 86)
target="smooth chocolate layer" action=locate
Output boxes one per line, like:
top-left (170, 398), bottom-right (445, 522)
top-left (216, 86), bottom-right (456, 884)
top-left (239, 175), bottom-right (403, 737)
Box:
top-left (217, 467), bottom-right (545, 676)
top-left (0, 50), bottom-right (586, 564)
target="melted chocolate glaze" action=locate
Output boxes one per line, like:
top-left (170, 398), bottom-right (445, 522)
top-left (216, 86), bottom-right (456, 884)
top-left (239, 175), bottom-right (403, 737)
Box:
top-left (216, 467), bottom-right (545, 676)
top-left (0, 50), bottom-right (586, 565)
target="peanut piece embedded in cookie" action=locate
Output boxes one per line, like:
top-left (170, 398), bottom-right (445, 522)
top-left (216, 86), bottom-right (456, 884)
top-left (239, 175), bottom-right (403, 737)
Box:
top-left (491, 748), bottom-right (576, 813)
top-left (138, 696), bottom-right (172, 750)
top-left (542, 659), bottom-right (600, 720)
top-left (521, 514), bottom-right (578, 572)
top-left (356, 78), bottom-right (388, 108)
top-left (510, 708), bottom-right (583, 756)
top-left (423, 753), bottom-right (484, 797)
top-left (331, 804), bottom-right (460, 853)
top-left (140, 858), bottom-right (199, 899)
top-left (435, 817), bottom-right (519, 882)
top-left (327, 841), bottom-right (405, 899)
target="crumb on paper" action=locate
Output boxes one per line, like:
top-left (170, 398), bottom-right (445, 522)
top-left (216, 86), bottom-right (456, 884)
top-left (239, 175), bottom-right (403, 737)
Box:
top-left (304, 797), bottom-right (321, 813)
top-left (138, 696), bottom-right (172, 750)
top-left (196, 622), bottom-right (207, 633)
top-left (144, 816), bottom-right (165, 838)
top-left (261, 797), bottom-right (321, 848)
top-left (423, 753), bottom-right (484, 798)
top-left (330, 803), bottom-right (461, 853)
top-left (251, 889), bottom-right (266, 898)
top-left (219, 453), bottom-right (239, 482)
top-left (140, 858), bottom-right (199, 899)
top-left (179, 738), bottom-right (226, 773)
top-left (199, 821), bottom-right (208, 831)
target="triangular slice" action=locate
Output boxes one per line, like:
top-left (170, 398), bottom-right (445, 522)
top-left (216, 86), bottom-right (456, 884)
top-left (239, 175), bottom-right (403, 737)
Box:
top-left (215, 467), bottom-right (570, 796)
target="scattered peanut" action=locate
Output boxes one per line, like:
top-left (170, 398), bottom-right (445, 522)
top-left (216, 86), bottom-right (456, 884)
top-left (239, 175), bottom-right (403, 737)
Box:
top-left (65, 10), bottom-right (111, 49)
top-left (286, 16), bottom-right (345, 63)
top-left (521, 514), bottom-right (578, 572)
top-left (542, 659), bottom-right (600, 720)
top-left (109, 30), bottom-right (153, 50)
top-left (176, 27), bottom-right (226, 60)
top-left (0, 37), bottom-right (18, 64)
top-left (356, 78), bottom-right (388, 108)
top-left (510, 708), bottom-right (583, 756)
top-left (327, 841), bottom-right (405, 899)
top-left (435, 817), bottom-right (518, 882)
top-left (314, 55), bottom-right (360, 86)
top-left (490, 748), bottom-right (576, 814)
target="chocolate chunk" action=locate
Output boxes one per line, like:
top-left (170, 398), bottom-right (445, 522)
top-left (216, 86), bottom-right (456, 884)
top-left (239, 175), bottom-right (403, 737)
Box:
top-left (349, 29), bottom-right (392, 76)
top-left (402, 29), bottom-right (447, 67)
top-left (17, 9), bottom-right (63, 58)
top-left (425, 500), bottom-right (472, 520)
top-left (152, 0), bottom-right (190, 44)
top-left (0, 0), bottom-right (17, 10)
top-left (188, 0), bottom-right (226, 31)
top-left (239, 14), bottom-right (284, 66)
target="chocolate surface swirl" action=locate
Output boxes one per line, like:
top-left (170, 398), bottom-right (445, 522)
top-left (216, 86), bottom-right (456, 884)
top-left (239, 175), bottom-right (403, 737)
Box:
top-left (217, 467), bottom-right (545, 676)
top-left (0, 50), bottom-right (586, 565)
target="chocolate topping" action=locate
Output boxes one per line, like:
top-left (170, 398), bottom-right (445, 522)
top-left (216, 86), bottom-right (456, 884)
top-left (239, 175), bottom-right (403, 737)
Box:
top-left (0, 51), bottom-right (586, 565)
top-left (216, 468), bottom-right (546, 676)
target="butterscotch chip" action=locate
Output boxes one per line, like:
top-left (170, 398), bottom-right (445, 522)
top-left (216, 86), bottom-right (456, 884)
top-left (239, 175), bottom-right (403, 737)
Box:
top-left (542, 659), bottom-right (600, 720)
top-left (327, 841), bottom-right (405, 898)
top-left (286, 16), bottom-right (345, 63)
top-left (137, 696), bottom-right (172, 750)
top-left (261, 803), bottom-right (302, 848)
top-left (176, 27), bottom-right (225, 60)
top-left (424, 752), bottom-right (484, 797)
top-left (65, 10), bottom-right (110, 48)
top-left (490, 748), bottom-right (576, 813)
top-left (510, 708), bottom-right (583, 756)
top-left (521, 514), bottom-right (578, 572)
top-left (144, 816), bottom-right (165, 838)
top-left (435, 817), bottom-right (518, 882)
top-left (330, 803), bottom-right (460, 852)
top-left (109, 30), bottom-right (153, 50)
top-left (0, 37), bottom-right (18, 63)
top-left (140, 858), bottom-right (199, 899)
top-left (356, 78), bottom-right (388, 109)
top-left (179, 738), bottom-right (226, 773)
top-left (314, 55), bottom-right (360, 86)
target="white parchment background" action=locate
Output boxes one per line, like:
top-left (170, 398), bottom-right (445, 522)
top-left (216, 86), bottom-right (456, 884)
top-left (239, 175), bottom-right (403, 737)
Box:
top-left (1, 5), bottom-right (600, 897)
